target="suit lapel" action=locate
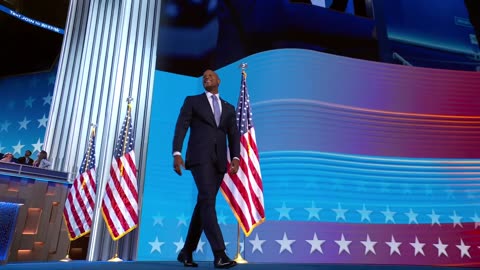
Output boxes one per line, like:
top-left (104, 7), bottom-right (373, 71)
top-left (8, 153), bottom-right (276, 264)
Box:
top-left (219, 98), bottom-right (229, 127)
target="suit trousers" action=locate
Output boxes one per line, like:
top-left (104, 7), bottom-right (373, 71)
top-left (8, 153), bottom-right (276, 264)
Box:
top-left (183, 162), bottom-right (226, 255)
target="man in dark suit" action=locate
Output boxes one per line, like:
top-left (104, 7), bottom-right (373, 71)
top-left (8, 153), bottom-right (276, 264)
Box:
top-left (173, 69), bottom-right (240, 269)
top-left (16, 150), bottom-right (33, 165)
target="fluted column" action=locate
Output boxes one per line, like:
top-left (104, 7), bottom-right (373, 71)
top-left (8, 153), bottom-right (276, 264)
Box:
top-left (44, 0), bottom-right (162, 261)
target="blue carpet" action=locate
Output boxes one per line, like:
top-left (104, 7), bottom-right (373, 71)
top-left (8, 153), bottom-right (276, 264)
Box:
top-left (0, 261), bottom-right (473, 270)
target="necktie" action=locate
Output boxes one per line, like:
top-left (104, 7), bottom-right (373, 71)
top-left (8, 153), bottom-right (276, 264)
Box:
top-left (212, 95), bottom-right (221, 126)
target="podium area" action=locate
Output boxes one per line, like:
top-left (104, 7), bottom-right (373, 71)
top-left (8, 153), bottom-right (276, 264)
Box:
top-left (0, 163), bottom-right (80, 263)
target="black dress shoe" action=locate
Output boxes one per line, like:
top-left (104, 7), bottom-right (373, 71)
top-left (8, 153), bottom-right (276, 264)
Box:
top-left (177, 250), bottom-right (198, 267)
top-left (214, 256), bottom-right (237, 269)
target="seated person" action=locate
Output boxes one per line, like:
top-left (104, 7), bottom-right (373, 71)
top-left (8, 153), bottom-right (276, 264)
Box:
top-left (0, 152), bottom-right (15, 163)
top-left (32, 150), bottom-right (52, 169)
top-left (17, 150), bottom-right (34, 166)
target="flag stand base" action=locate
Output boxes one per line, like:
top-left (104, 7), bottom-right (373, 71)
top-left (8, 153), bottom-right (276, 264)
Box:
top-left (59, 254), bottom-right (72, 262)
top-left (233, 253), bottom-right (248, 264)
top-left (108, 255), bottom-right (123, 262)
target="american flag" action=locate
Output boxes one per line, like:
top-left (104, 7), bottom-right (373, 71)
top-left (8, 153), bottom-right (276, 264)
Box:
top-left (221, 69), bottom-right (265, 237)
top-left (63, 128), bottom-right (97, 240)
top-left (101, 104), bottom-right (139, 240)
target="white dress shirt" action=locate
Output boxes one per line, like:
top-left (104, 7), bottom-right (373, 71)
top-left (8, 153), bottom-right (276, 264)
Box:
top-left (205, 91), bottom-right (222, 115)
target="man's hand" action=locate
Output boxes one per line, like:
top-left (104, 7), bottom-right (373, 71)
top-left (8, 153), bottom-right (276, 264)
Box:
top-left (229, 158), bottom-right (240, 174)
top-left (173, 155), bottom-right (185, 176)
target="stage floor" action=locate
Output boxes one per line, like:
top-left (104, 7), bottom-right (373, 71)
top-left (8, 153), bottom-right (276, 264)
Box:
top-left (0, 261), bottom-right (474, 270)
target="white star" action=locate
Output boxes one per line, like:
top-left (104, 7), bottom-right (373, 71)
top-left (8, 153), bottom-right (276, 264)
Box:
top-left (195, 239), bottom-right (206, 253)
top-left (176, 213), bottom-right (188, 227)
top-left (405, 208), bottom-right (419, 224)
top-left (433, 238), bottom-right (449, 257)
top-left (217, 211), bottom-right (228, 225)
top-left (360, 234), bottom-right (377, 255)
top-left (148, 237), bottom-right (164, 253)
top-left (410, 236), bottom-right (425, 256)
top-left (37, 114), bottom-right (48, 128)
top-left (0, 144), bottom-right (5, 153)
top-left (357, 204), bottom-right (372, 223)
top-left (31, 138), bottom-right (43, 153)
top-left (18, 117), bottom-right (31, 130)
top-left (470, 213), bottom-right (480, 229)
top-left (239, 241), bottom-right (244, 254)
top-left (456, 239), bottom-right (471, 258)
top-left (1, 121), bottom-right (11, 132)
top-left (249, 233), bottom-right (266, 254)
top-left (304, 201), bottom-right (321, 220)
top-left (275, 202), bottom-right (293, 220)
top-left (43, 93), bottom-right (52, 106)
top-left (335, 234), bottom-right (352, 255)
top-left (275, 233), bottom-right (296, 254)
top-left (449, 211), bottom-right (463, 228)
top-left (24, 96), bottom-right (35, 108)
top-left (332, 203), bottom-right (348, 222)
top-left (152, 215), bottom-right (164, 226)
top-left (305, 233), bottom-right (325, 254)
top-left (381, 206), bottom-right (396, 224)
top-left (428, 210), bottom-right (441, 226)
top-left (12, 141), bottom-right (25, 155)
top-left (386, 235), bottom-right (402, 255)
top-left (173, 237), bottom-right (185, 253)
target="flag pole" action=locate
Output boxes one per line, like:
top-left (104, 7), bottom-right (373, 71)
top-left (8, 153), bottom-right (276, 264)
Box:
top-left (59, 241), bottom-right (72, 262)
top-left (60, 124), bottom-right (96, 262)
top-left (233, 63), bottom-right (248, 264)
top-left (233, 224), bottom-right (247, 264)
top-left (108, 241), bottom-right (122, 262)
top-left (107, 97), bottom-right (134, 263)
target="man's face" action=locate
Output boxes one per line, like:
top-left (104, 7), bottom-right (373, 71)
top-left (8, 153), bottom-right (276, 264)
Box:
top-left (25, 151), bottom-right (31, 157)
top-left (202, 70), bottom-right (220, 92)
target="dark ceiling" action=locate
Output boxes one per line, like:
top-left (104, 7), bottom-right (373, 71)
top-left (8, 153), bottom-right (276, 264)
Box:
top-left (0, 0), bottom-right (70, 78)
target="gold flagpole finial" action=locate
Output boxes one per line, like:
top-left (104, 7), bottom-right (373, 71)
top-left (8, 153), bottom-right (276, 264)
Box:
top-left (239, 63), bottom-right (248, 78)
top-left (239, 63), bottom-right (248, 70)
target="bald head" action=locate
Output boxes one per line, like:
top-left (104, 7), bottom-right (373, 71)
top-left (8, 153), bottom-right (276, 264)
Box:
top-left (202, 69), bottom-right (220, 94)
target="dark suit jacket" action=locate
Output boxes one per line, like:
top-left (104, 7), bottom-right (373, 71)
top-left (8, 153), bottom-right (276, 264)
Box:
top-left (17, 156), bottom-right (34, 166)
top-left (173, 93), bottom-right (240, 173)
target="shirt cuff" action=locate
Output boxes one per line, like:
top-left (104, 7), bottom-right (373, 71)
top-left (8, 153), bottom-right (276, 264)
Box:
top-left (173, 151), bottom-right (182, 157)
top-left (233, 157), bottom-right (240, 161)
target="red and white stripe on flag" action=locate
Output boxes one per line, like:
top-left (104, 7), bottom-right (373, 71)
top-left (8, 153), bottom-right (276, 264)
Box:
top-left (63, 168), bottom-right (97, 240)
top-left (221, 127), bottom-right (265, 237)
top-left (101, 150), bottom-right (139, 240)
top-left (64, 130), bottom-right (97, 240)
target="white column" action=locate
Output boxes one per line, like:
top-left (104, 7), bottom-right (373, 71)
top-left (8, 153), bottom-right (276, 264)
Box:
top-left (44, 0), bottom-right (162, 260)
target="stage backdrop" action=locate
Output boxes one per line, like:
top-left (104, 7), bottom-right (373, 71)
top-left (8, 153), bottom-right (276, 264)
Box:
top-left (0, 69), bottom-right (56, 159)
top-left (138, 48), bottom-right (480, 266)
